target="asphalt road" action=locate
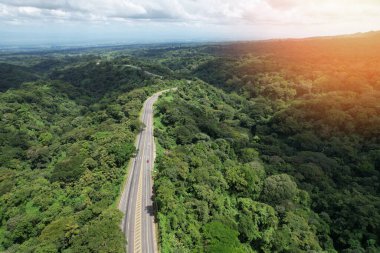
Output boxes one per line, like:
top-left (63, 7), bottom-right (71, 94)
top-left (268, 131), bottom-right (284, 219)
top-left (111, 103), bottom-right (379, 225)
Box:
top-left (118, 89), bottom-right (170, 253)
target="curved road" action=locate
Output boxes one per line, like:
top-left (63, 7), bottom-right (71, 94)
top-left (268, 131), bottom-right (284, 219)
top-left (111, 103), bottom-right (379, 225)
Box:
top-left (118, 89), bottom-right (170, 253)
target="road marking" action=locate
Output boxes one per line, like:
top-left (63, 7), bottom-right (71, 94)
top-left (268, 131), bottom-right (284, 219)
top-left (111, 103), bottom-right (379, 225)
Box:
top-left (134, 105), bottom-right (149, 253)
top-left (119, 89), bottom-right (176, 253)
top-left (146, 107), bottom-right (152, 253)
top-left (134, 169), bottom-right (143, 253)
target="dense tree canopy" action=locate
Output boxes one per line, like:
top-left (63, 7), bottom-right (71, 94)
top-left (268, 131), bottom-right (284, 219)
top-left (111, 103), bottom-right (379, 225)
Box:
top-left (152, 32), bottom-right (380, 252)
top-left (0, 49), bottom-right (173, 252)
top-left (154, 83), bottom-right (334, 252)
top-left (1, 31), bottom-right (380, 252)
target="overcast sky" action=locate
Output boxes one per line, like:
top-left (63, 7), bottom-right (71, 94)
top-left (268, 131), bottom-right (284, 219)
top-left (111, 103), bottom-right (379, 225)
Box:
top-left (1, 0), bottom-right (380, 46)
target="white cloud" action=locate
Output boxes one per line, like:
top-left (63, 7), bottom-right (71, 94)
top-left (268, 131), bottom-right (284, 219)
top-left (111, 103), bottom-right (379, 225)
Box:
top-left (0, 0), bottom-right (380, 43)
top-left (0, 0), bottom-right (379, 26)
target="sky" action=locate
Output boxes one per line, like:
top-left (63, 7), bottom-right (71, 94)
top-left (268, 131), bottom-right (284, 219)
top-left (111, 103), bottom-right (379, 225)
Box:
top-left (1, 0), bottom-right (380, 46)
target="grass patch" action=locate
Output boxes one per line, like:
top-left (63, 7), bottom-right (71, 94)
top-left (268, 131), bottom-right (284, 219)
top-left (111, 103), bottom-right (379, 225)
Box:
top-left (161, 93), bottom-right (174, 102)
top-left (154, 137), bottom-right (165, 158)
top-left (154, 114), bottom-right (166, 131)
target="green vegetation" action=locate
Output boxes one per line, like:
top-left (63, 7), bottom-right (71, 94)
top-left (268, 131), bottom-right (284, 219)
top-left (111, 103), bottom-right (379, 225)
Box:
top-left (0, 49), bottom-right (173, 252)
top-left (1, 32), bottom-right (380, 252)
top-left (154, 83), bottom-right (330, 252)
top-left (152, 33), bottom-right (380, 252)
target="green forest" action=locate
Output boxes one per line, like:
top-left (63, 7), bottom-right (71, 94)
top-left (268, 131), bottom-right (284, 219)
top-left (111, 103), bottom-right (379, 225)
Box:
top-left (1, 32), bottom-right (380, 252)
top-left (0, 50), bottom-right (173, 252)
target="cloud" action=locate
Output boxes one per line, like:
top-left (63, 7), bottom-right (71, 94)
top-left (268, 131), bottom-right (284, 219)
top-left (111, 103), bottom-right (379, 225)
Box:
top-left (0, 0), bottom-right (379, 30)
top-left (266, 0), bottom-right (302, 10)
top-left (0, 0), bottom-right (70, 10)
top-left (1, 0), bottom-right (380, 45)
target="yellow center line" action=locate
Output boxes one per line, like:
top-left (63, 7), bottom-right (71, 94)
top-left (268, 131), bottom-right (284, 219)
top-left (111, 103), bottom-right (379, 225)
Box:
top-left (146, 100), bottom-right (153, 253)
top-left (133, 100), bottom-right (149, 253)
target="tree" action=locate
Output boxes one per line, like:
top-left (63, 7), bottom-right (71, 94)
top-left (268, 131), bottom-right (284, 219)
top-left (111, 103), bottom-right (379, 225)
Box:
top-left (203, 221), bottom-right (246, 253)
top-left (261, 174), bottom-right (298, 205)
top-left (237, 198), bottom-right (278, 252)
top-left (38, 216), bottom-right (79, 251)
top-left (68, 209), bottom-right (125, 253)
top-left (51, 156), bottom-right (85, 183)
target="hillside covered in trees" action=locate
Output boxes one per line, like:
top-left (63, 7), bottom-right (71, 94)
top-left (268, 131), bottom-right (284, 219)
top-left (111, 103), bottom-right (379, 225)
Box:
top-left (0, 49), bottom-right (173, 252)
top-left (152, 32), bottom-right (380, 253)
top-left (1, 31), bottom-right (379, 252)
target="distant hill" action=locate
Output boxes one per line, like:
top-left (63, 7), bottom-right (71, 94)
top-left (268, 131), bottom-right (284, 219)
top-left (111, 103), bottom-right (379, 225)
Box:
top-left (316, 30), bottom-right (380, 39)
top-left (0, 63), bottom-right (39, 92)
top-left (207, 30), bottom-right (380, 60)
